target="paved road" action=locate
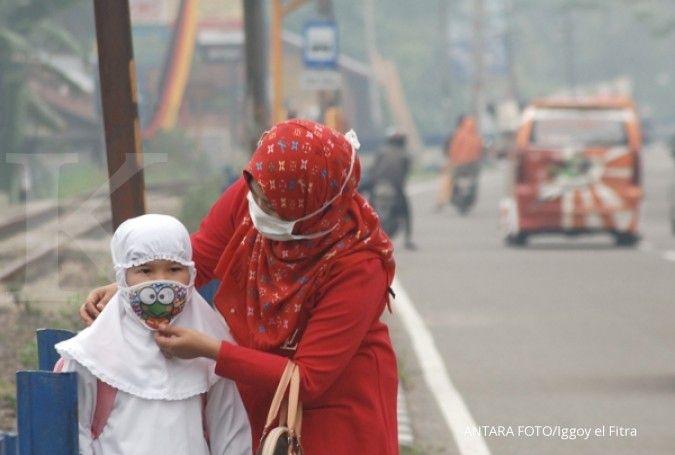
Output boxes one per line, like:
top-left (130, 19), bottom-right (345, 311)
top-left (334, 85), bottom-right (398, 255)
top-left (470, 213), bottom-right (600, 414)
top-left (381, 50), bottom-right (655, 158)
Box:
top-left (392, 144), bottom-right (675, 454)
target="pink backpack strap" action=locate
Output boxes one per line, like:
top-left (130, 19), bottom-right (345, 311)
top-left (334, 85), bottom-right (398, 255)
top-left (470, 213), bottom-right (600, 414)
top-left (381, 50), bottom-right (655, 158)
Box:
top-left (91, 379), bottom-right (117, 440)
top-left (53, 357), bottom-right (65, 372)
top-left (54, 357), bottom-right (117, 440)
top-left (201, 392), bottom-right (209, 445)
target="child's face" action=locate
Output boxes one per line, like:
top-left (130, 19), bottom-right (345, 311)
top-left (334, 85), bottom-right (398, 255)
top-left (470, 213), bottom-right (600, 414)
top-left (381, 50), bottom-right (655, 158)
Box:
top-left (125, 260), bottom-right (190, 286)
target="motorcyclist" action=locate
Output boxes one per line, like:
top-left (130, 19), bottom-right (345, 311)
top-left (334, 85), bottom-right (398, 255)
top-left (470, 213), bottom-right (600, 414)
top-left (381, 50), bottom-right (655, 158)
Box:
top-left (436, 115), bottom-right (483, 210)
top-left (366, 127), bottom-right (416, 250)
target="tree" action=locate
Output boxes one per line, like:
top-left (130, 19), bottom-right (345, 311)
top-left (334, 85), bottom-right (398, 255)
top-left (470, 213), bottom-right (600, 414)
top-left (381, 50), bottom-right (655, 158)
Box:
top-left (0, 0), bottom-right (84, 199)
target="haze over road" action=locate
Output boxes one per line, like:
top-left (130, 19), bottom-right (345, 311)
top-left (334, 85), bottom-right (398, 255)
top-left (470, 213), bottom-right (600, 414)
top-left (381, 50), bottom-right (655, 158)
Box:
top-left (394, 144), bottom-right (675, 454)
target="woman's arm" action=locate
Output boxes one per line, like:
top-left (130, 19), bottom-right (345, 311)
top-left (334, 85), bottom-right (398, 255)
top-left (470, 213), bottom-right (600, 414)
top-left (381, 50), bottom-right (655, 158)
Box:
top-left (79, 283), bottom-right (118, 326)
top-left (214, 257), bottom-right (389, 405)
top-left (191, 177), bottom-right (248, 287)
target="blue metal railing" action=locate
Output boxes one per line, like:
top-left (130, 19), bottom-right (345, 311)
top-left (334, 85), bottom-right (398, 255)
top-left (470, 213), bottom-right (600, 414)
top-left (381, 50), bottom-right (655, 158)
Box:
top-left (0, 432), bottom-right (18, 455)
top-left (13, 329), bottom-right (77, 455)
top-left (4, 281), bottom-right (220, 454)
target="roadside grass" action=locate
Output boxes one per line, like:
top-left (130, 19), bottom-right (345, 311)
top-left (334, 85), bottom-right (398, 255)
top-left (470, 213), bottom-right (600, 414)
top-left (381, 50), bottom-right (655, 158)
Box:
top-left (0, 293), bottom-right (86, 431)
top-left (57, 163), bottom-right (107, 201)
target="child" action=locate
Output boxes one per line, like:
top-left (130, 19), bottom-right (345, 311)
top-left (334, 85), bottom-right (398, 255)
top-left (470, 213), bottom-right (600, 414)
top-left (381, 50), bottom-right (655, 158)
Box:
top-left (55, 214), bottom-right (251, 455)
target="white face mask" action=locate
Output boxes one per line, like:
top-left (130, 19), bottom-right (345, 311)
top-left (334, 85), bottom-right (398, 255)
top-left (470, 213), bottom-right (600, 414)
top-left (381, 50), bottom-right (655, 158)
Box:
top-left (248, 132), bottom-right (358, 242)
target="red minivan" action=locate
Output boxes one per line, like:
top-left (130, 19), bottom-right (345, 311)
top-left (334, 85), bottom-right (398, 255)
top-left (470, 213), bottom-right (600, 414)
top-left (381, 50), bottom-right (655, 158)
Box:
top-left (500, 98), bottom-right (642, 246)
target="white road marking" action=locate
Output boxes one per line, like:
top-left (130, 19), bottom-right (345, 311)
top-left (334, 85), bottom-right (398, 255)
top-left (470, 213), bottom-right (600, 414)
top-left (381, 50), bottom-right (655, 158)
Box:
top-left (661, 250), bottom-right (675, 262)
top-left (397, 384), bottom-right (414, 447)
top-left (392, 278), bottom-right (491, 455)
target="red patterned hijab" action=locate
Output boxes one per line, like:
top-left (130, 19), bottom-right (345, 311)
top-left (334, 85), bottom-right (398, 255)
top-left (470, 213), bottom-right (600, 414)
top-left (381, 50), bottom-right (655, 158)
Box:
top-left (214, 119), bottom-right (395, 350)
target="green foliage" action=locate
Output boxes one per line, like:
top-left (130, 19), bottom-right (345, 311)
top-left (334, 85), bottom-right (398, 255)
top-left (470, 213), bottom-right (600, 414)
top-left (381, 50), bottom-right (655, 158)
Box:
top-left (180, 177), bottom-right (225, 233)
top-left (56, 162), bottom-right (106, 200)
top-left (0, 377), bottom-right (16, 411)
top-left (142, 129), bottom-right (214, 187)
top-left (18, 339), bottom-right (37, 370)
top-left (0, 0), bottom-right (85, 196)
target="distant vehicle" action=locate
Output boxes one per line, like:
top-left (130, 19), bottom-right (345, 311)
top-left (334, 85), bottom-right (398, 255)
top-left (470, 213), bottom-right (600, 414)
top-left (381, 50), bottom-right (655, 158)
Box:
top-left (451, 172), bottom-right (478, 215)
top-left (367, 180), bottom-right (402, 238)
top-left (501, 98), bottom-right (643, 246)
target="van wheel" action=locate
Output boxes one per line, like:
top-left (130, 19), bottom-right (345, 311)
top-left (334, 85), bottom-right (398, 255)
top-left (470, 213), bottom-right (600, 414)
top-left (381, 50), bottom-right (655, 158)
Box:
top-left (506, 232), bottom-right (528, 247)
top-left (614, 233), bottom-right (639, 247)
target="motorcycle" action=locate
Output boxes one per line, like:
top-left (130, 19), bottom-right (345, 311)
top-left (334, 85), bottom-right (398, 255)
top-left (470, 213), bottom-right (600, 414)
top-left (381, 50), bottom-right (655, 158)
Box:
top-left (360, 176), bottom-right (402, 238)
top-left (451, 173), bottom-right (478, 215)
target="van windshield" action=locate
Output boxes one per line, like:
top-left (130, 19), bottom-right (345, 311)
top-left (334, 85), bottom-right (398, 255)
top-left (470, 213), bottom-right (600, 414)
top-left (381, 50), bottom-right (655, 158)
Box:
top-left (529, 108), bottom-right (630, 148)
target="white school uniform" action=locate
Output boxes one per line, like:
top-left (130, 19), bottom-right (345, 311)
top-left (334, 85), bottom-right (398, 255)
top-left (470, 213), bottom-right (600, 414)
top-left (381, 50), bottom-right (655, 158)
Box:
top-left (55, 214), bottom-right (252, 455)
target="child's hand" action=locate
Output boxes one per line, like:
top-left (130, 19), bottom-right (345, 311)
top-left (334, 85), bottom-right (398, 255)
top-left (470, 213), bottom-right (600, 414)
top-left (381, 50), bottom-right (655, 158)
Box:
top-left (154, 324), bottom-right (221, 360)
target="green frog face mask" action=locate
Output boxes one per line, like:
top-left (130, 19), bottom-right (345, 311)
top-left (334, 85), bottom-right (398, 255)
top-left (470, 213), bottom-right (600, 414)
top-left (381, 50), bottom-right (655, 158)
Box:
top-left (124, 280), bottom-right (191, 330)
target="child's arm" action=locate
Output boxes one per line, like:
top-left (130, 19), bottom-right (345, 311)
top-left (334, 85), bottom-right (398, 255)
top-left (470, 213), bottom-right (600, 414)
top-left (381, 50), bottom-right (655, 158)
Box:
top-left (58, 358), bottom-right (97, 455)
top-left (205, 378), bottom-right (252, 455)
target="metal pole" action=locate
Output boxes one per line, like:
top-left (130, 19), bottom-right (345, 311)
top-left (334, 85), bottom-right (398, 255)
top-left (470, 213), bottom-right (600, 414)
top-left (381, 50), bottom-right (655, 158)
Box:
top-left (243, 0), bottom-right (271, 152)
top-left (316, 0), bottom-right (336, 121)
top-left (93, 0), bottom-right (146, 230)
top-left (271, 0), bottom-right (284, 123)
top-left (470, 0), bottom-right (485, 129)
top-left (504, 0), bottom-right (519, 101)
top-left (365, 0), bottom-right (383, 128)
top-left (438, 0), bottom-right (451, 126)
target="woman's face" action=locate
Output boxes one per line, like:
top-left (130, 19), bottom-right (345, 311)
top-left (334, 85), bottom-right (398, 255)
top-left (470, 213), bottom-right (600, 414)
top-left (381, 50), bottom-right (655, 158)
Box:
top-left (125, 260), bottom-right (190, 286)
top-left (249, 178), bottom-right (285, 219)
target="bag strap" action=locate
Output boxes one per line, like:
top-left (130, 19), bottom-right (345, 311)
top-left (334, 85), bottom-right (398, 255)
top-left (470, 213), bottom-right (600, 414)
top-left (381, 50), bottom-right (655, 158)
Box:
top-left (54, 359), bottom-right (117, 441)
top-left (53, 357), bottom-right (65, 372)
top-left (91, 379), bottom-right (117, 440)
top-left (201, 392), bottom-right (209, 446)
top-left (286, 365), bottom-right (302, 439)
top-left (261, 361), bottom-right (296, 433)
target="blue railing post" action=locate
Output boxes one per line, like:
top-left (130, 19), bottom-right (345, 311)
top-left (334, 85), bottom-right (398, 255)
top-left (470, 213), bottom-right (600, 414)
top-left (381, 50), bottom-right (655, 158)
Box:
top-left (0, 432), bottom-right (18, 455)
top-left (198, 279), bottom-right (221, 307)
top-left (16, 371), bottom-right (78, 455)
top-left (36, 329), bottom-right (75, 371)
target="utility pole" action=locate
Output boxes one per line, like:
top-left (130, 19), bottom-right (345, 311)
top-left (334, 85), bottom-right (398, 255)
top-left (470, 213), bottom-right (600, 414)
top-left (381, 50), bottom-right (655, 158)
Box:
top-left (470, 0), bottom-right (485, 129)
top-left (504, 0), bottom-right (519, 102)
top-left (243, 0), bottom-right (270, 152)
top-left (316, 0), bottom-right (337, 122)
top-left (364, 0), bottom-right (382, 128)
top-left (270, 0), bottom-right (310, 123)
top-left (438, 0), bottom-right (451, 126)
top-left (93, 0), bottom-right (146, 229)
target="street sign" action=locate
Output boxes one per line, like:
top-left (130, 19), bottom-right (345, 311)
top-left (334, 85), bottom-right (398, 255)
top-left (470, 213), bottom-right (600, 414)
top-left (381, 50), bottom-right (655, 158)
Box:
top-left (303, 20), bottom-right (338, 69)
top-left (301, 69), bottom-right (342, 91)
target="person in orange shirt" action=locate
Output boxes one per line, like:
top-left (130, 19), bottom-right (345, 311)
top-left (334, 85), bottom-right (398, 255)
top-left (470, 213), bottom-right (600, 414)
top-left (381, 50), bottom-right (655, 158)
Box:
top-left (436, 115), bottom-right (484, 209)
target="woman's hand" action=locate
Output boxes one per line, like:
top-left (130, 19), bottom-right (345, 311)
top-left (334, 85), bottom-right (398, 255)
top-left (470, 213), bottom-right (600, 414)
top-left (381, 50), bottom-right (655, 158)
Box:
top-left (79, 283), bottom-right (118, 326)
top-left (154, 324), bottom-right (221, 360)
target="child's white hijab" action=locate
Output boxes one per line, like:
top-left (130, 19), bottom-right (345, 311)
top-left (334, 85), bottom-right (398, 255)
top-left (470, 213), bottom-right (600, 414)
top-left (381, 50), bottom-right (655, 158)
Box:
top-left (56, 214), bottom-right (232, 400)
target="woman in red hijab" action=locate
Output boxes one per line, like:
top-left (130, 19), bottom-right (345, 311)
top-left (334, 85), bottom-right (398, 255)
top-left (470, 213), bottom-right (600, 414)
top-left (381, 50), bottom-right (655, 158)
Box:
top-left (81, 119), bottom-right (399, 454)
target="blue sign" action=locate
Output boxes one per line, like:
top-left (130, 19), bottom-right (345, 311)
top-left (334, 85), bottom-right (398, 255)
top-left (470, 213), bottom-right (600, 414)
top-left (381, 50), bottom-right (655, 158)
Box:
top-left (303, 20), bottom-right (339, 69)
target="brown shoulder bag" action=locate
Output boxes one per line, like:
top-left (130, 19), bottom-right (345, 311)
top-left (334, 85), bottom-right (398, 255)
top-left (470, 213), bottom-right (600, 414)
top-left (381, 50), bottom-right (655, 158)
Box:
top-left (256, 361), bottom-right (303, 455)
